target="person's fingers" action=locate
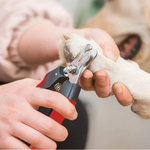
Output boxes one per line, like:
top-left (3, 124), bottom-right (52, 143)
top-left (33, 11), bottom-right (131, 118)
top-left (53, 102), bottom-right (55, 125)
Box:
top-left (113, 83), bottom-right (133, 106)
top-left (100, 34), bottom-right (119, 61)
top-left (21, 106), bottom-right (68, 142)
top-left (23, 87), bottom-right (78, 120)
top-left (0, 135), bottom-right (30, 150)
top-left (85, 29), bottom-right (120, 61)
top-left (17, 78), bottom-right (40, 87)
top-left (11, 122), bottom-right (57, 149)
top-left (79, 70), bottom-right (94, 91)
top-left (94, 70), bottom-right (110, 98)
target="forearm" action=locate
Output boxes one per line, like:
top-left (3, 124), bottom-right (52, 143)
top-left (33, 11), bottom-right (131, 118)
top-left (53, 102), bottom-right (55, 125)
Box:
top-left (17, 22), bottom-right (82, 66)
top-left (17, 22), bottom-right (106, 66)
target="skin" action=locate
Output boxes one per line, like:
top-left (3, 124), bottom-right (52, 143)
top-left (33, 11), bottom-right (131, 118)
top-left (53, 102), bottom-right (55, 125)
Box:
top-left (80, 29), bottom-right (133, 106)
top-left (18, 22), bottom-right (133, 106)
top-left (0, 79), bottom-right (78, 149)
top-left (0, 22), bottom-right (133, 149)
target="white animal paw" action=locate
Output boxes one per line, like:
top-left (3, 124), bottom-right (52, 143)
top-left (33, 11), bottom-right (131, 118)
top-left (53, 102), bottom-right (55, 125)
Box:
top-left (131, 100), bottom-right (150, 119)
top-left (58, 33), bottom-right (150, 119)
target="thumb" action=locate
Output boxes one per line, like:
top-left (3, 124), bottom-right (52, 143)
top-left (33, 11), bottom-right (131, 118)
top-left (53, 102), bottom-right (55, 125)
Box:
top-left (99, 31), bottom-right (120, 62)
top-left (85, 29), bottom-right (120, 61)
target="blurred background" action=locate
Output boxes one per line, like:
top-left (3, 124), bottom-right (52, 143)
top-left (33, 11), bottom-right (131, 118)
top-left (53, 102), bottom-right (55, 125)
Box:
top-left (58, 0), bottom-right (150, 149)
top-left (58, 0), bottom-right (105, 28)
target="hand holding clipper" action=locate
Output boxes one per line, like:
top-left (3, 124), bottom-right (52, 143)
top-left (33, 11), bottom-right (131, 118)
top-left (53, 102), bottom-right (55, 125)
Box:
top-left (24, 44), bottom-right (97, 149)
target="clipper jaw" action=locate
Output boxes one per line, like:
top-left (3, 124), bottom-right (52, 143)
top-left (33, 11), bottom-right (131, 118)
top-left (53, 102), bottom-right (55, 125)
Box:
top-left (63, 44), bottom-right (98, 84)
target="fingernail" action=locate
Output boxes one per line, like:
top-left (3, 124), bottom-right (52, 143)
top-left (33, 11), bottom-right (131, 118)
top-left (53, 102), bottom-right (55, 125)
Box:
top-left (83, 72), bottom-right (91, 78)
top-left (106, 51), bottom-right (116, 61)
top-left (97, 73), bottom-right (106, 81)
top-left (99, 76), bottom-right (106, 81)
top-left (115, 84), bottom-right (123, 94)
top-left (73, 111), bottom-right (78, 120)
top-left (83, 74), bottom-right (89, 78)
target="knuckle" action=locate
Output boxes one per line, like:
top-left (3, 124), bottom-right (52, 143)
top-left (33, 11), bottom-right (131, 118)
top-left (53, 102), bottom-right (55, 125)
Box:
top-left (97, 91), bottom-right (109, 98)
top-left (44, 95), bottom-right (53, 105)
top-left (15, 87), bottom-right (26, 96)
top-left (42, 122), bottom-right (54, 134)
top-left (44, 91), bottom-right (60, 106)
top-left (91, 28), bottom-right (105, 36)
top-left (41, 92), bottom-right (56, 106)
top-left (3, 96), bottom-right (21, 121)
top-left (82, 86), bottom-right (90, 91)
top-left (21, 78), bottom-right (34, 84)
top-left (81, 85), bottom-right (94, 91)
top-left (23, 78), bottom-right (32, 82)
top-left (31, 134), bottom-right (41, 145)
top-left (97, 83), bottom-right (105, 88)
top-left (97, 78), bottom-right (108, 86)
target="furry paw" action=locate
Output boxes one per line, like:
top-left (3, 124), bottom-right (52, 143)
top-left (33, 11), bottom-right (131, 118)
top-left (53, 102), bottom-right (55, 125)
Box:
top-left (58, 33), bottom-right (150, 119)
top-left (131, 100), bottom-right (150, 119)
top-left (58, 33), bottom-right (112, 72)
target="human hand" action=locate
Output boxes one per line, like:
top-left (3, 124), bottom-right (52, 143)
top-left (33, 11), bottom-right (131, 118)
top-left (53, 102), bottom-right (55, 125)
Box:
top-left (78, 28), bottom-right (133, 106)
top-left (18, 24), bottom-right (132, 106)
top-left (0, 79), bottom-right (77, 149)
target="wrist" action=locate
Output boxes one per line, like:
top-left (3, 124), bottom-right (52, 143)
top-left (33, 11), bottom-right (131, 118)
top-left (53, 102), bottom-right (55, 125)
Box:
top-left (17, 22), bottom-right (59, 66)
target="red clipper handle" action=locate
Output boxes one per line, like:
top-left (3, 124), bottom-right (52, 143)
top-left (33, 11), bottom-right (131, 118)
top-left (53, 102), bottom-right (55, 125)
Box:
top-left (36, 76), bottom-right (80, 124)
top-left (50, 99), bottom-right (76, 124)
top-left (37, 79), bottom-right (80, 124)
top-left (29, 77), bottom-right (81, 149)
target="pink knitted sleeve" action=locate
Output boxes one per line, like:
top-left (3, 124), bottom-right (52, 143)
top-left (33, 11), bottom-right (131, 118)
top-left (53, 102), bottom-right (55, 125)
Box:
top-left (0, 0), bottom-right (73, 82)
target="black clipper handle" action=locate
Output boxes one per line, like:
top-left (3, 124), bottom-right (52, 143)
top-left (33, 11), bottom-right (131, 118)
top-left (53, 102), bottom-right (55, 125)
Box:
top-left (24, 67), bottom-right (81, 149)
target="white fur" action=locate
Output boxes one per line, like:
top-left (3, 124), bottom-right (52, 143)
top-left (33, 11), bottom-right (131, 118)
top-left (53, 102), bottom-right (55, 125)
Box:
top-left (58, 33), bottom-right (150, 119)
